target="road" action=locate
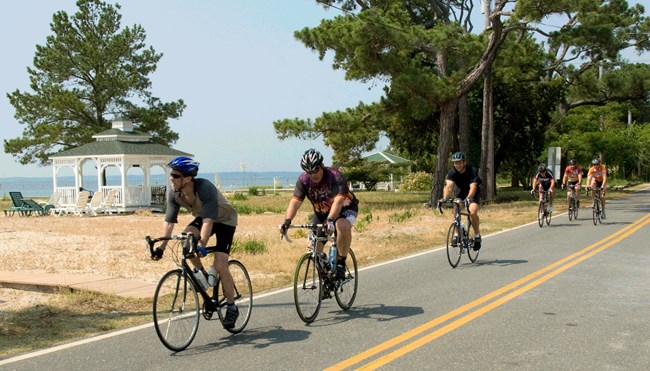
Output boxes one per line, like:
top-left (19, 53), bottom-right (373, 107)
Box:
top-left (2, 189), bottom-right (649, 370)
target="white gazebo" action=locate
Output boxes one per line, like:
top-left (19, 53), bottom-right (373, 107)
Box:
top-left (49, 118), bottom-right (192, 211)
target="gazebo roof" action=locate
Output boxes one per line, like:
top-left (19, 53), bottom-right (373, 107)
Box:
top-left (363, 151), bottom-right (411, 165)
top-left (49, 118), bottom-right (192, 158)
top-left (49, 140), bottom-right (192, 158)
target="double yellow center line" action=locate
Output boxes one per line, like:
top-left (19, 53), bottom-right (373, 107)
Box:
top-left (327, 212), bottom-right (650, 371)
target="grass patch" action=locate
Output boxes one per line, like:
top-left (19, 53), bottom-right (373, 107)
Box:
top-left (0, 289), bottom-right (150, 359)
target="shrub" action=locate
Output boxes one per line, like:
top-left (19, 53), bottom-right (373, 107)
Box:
top-left (400, 172), bottom-right (433, 192)
top-left (231, 192), bottom-right (248, 201)
top-left (232, 238), bottom-right (267, 254)
top-left (248, 187), bottom-right (259, 196)
top-left (389, 209), bottom-right (415, 223)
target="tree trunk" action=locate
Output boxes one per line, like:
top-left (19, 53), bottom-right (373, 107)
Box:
top-left (458, 94), bottom-right (469, 154)
top-left (430, 100), bottom-right (457, 204)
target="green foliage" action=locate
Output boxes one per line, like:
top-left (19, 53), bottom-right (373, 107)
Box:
top-left (353, 208), bottom-right (373, 233)
top-left (5, 0), bottom-right (185, 165)
top-left (248, 187), bottom-right (260, 196)
top-left (400, 172), bottom-right (433, 192)
top-left (388, 209), bottom-right (415, 223)
top-left (231, 192), bottom-right (248, 201)
top-left (231, 238), bottom-right (267, 255)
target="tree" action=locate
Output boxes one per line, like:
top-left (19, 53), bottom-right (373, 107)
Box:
top-left (5, 0), bottom-right (185, 165)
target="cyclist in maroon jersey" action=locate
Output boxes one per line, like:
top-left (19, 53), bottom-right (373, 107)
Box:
top-left (280, 149), bottom-right (359, 280)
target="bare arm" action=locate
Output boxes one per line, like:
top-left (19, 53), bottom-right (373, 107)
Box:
top-left (160, 221), bottom-right (175, 249)
top-left (284, 197), bottom-right (303, 221)
top-left (467, 182), bottom-right (478, 200)
top-left (442, 179), bottom-right (454, 199)
top-left (327, 195), bottom-right (346, 220)
top-left (198, 218), bottom-right (213, 247)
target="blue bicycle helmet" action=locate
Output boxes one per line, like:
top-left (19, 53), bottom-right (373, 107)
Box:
top-left (451, 152), bottom-right (466, 162)
top-left (167, 156), bottom-right (199, 177)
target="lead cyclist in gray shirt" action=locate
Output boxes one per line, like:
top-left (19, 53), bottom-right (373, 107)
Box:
top-left (151, 156), bottom-right (240, 329)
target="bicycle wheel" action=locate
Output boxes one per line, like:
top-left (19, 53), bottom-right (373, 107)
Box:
top-left (215, 260), bottom-right (253, 334)
top-left (597, 200), bottom-right (603, 224)
top-left (446, 223), bottom-right (462, 268)
top-left (546, 205), bottom-right (552, 225)
top-left (335, 248), bottom-right (358, 310)
top-left (592, 200), bottom-right (598, 225)
top-left (467, 226), bottom-right (479, 263)
top-left (568, 197), bottom-right (575, 221)
top-left (573, 198), bottom-right (579, 220)
top-left (538, 202), bottom-right (545, 227)
top-left (293, 252), bottom-right (322, 323)
top-left (153, 269), bottom-right (200, 352)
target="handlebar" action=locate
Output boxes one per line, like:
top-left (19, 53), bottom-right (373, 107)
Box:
top-left (279, 223), bottom-right (331, 244)
top-left (145, 233), bottom-right (201, 259)
top-left (437, 198), bottom-right (469, 214)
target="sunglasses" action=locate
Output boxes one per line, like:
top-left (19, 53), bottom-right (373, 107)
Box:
top-left (170, 173), bottom-right (183, 179)
top-left (307, 169), bottom-right (320, 175)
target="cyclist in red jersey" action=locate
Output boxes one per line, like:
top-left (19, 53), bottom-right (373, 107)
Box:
top-left (561, 158), bottom-right (583, 210)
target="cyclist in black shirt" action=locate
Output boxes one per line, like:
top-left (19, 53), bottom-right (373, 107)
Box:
top-left (439, 152), bottom-right (483, 250)
top-left (531, 163), bottom-right (556, 212)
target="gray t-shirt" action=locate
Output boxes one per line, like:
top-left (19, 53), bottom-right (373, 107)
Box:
top-left (164, 178), bottom-right (237, 226)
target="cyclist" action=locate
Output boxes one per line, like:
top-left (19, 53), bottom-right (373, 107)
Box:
top-left (279, 149), bottom-right (359, 280)
top-left (439, 151), bottom-right (483, 250)
top-left (531, 163), bottom-right (556, 212)
top-left (151, 156), bottom-right (240, 329)
top-left (587, 158), bottom-right (608, 219)
top-left (561, 158), bottom-right (583, 210)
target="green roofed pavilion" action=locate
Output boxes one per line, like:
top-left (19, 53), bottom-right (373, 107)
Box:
top-left (49, 118), bottom-right (192, 211)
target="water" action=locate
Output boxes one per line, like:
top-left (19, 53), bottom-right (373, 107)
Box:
top-left (0, 171), bottom-right (302, 198)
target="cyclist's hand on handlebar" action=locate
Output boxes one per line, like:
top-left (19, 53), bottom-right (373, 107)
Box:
top-left (530, 189), bottom-right (535, 196)
top-left (325, 218), bottom-right (336, 233)
top-left (151, 247), bottom-right (164, 261)
top-left (561, 183), bottom-right (566, 190)
top-left (196, 246), bottom-right (207, 257)
top-left (280, 218), bottom-right (291, 235)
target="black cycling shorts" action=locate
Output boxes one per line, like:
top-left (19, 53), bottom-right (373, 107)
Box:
top-left (188, 217), bottom-right (236, 254)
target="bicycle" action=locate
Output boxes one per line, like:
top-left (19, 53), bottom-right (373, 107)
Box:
top-left (587, 187), bottom-right (604, 225)
top-left (437, 198), bottom-right (479, 268)
top-left (281, 223), bottom-right (358, 324)
top-left (146, 233), bottom-right (253, 351)
top-left (532, 188), bottom-right (552, 227)
top-left (566, 184), bottom-right (579, 221)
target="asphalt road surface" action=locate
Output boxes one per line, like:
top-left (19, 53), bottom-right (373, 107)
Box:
top-left (2, 189), bottom-right (649, 371)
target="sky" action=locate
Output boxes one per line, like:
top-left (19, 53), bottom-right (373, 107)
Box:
top-left (0, 0), bottom-right (385, 178)
top-left (1, 1), bottom-right (648, 178)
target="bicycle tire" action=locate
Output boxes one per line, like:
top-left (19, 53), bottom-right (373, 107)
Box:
top-left (592, 200), bottom-right (598, 225)
top-left (293, 252), bottom-right (322, 323)
top-left (335, 248), bottom-right (358, 310)
top-left (546, 205), bottom-right (552, 225)
top-left (538, 202), bottom-right (545, 228)
top-left (467, 224), bottom-right (479, 263)
top-left (568, 197), bottom-right (574, 221)
top-left (446, 223), bottom-right (462, 268)
top-left (153, 269), bottom-right (200, 352)
top-left (597, 200), bottom-right (603, 224)
top-left (215, 260), bottom-right (253, 334)
top-left (573, 197), bottom-right (579, 220)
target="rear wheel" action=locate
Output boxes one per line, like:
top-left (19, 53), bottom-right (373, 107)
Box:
top-left (153, 269), bottom-right (200, 352)
top-left (546, 204), bottom-right (552, 225)
top-left (335, 248), bottom-right (358, 310)
top-left (538, 202), bottom-right (545, 227)
top-left (446, 223), bottom-right (462, 268)
top-left (293, 253), bottom-right (322, 323)
top-left (215, 260), bottom-right (253, 334)
top-left (467, 227), bottom-right (479, 263)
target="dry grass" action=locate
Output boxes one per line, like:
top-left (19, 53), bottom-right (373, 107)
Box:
top-left (0, 185), bottom-right (645, 358)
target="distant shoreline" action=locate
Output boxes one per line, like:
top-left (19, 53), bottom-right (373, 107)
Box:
top-left (0, 171), bottom-right (302, 197)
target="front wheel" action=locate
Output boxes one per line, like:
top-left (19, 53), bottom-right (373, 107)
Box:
top-left (592, 200), bottom-right (599, 225)
top-left (568, 197), bottom-right (575, 221)
top-left (573, 198), bottom-right (579, 220)
top-left (153, 269), bottom-right (200, 352)
top-left (215, 260), bottom-right (253, 334)
top-left (335, 248), bottom-right (358, 310)
top-left (293, 252), bottom-right (322, 323)
top-left (597, 200), bottom-right (603, 224)
top-left (446, 223), bottom-right (462, 268)
top-left (538, 202), bottom-right (545, 227)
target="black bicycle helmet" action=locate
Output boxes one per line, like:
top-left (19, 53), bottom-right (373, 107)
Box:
top-left (537, 163), bottom-right (547, 172)
top-left (591, 158), bottom-right (601, 165)
top-left (167, 156), bottom-right (199, 177)
top-left (569, 158), bottom-right (577, 165)
top-left (451, 152), bottom-right (466, 162)
top-left (300, 149), bottom-right (324, 173)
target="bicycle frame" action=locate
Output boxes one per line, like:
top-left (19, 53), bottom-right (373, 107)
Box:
top-left (533, 188), bottom-right (552, 227)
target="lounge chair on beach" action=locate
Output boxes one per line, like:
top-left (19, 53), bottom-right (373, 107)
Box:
top-left (3, 191), bottom-right (31, 216)
top-left (52, 191), bottom-right (90, 216)
top-left (39, 191), bottom-right (61, 215)
top-left (20, 199), bottom-right (49, 216)
top-left (86, 192), bottom-right (104, 216)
